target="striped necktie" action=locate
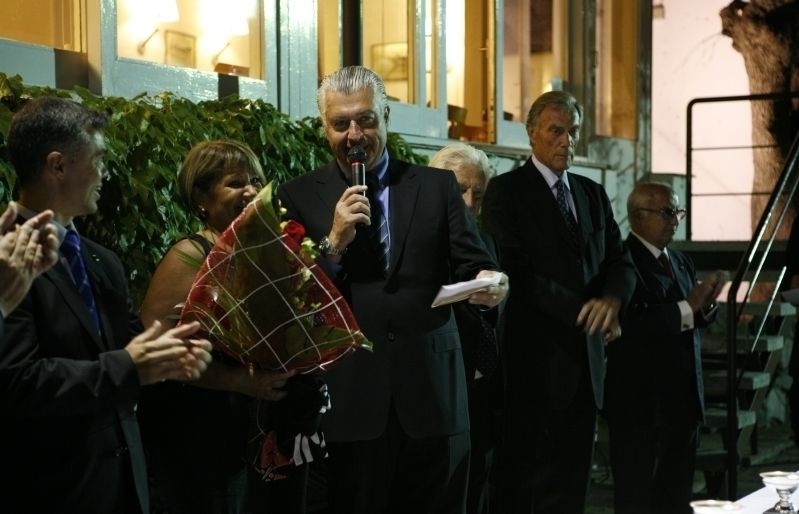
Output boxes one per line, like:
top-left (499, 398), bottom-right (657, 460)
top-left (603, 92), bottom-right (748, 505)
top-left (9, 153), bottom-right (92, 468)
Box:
top-left (555, 178), bottom-right (579, 241)
top-left (366, 173), bottom-right (389, 272)
top-left (61, 230), bottom-right (101, 333)
top-left (475, 313), bottom-right (498, 378)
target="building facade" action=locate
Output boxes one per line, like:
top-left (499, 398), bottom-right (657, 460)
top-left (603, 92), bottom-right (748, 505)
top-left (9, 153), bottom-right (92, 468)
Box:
top-left (0, 0), bottom-right (652, 230)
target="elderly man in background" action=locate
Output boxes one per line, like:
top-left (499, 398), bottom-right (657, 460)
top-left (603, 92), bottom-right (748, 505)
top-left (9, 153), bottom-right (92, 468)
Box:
top-left (429, 142), bottom-right (501, 514)
top-left (605, 182), bottom-right (722, 514)
top-left (482, 90), bottom-right (635, 513)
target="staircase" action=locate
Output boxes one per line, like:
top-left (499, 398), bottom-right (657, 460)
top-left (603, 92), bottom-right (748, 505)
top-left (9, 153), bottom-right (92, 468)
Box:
top-left (669, 238), bottom-right (795, 498)
top-left (674, 124), bottom-right (799, 499)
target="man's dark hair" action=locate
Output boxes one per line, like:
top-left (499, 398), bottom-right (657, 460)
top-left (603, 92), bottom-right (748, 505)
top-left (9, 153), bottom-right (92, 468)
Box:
top-left (7, 96), bottom-right (108, 189)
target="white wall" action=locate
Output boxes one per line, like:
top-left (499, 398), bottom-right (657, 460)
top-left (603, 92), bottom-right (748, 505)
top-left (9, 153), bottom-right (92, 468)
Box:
top-left (652, 0), bottom-right (753, 240)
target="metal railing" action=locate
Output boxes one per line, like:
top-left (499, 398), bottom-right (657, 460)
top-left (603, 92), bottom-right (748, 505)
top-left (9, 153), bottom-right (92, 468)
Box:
top-left (724, 130), bottom-right (799, 497)
top-left (686, 92), bottom-right (799, 240)
top-left (686, 91), bottom-right (799, 498)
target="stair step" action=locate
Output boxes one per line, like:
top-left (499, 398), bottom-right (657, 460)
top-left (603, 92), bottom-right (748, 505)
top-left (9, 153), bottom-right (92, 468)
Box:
top-left (671, 240), bottom-right (786, 273)
top-left (735, 301), bottom-right (797, 316)
top-left (703, 407), bottom-right (757, 429)
top-left (704, 370), bottom-right (772, 395)
top-left (702, 334), bottom-right (785, 354)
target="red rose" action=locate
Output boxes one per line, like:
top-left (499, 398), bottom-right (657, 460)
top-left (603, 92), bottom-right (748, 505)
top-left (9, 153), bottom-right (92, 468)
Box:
top-left (282, 220), bottom-right (305, 253)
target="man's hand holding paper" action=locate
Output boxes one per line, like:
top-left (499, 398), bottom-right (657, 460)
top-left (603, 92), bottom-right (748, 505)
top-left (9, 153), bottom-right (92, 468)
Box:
top-left (468, 270), bottom-right (509, 308)
top-left (431, 270), bottom-right (509, 308)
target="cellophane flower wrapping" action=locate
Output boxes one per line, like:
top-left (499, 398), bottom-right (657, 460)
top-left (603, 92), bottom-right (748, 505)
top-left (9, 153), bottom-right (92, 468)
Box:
top-left (178, 183), bottom-right (372, 372)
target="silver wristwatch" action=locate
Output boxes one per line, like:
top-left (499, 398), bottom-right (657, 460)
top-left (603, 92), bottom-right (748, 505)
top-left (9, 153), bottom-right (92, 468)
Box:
top-left (318, 236), bottom-right (347, 257)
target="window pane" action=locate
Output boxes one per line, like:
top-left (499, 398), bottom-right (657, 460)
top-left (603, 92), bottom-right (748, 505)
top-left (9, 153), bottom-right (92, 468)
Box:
top-left (363, 0), bottom-right (413, 103)
top-left (446, 0), bottom-right (491, 142)
top-left (425, 0), bottom-right (437, 108)
top-left (318, 0), bottom-right (341, 78)
top-left (117, 0), bottom-right (262, 79)
top-left (0, 0), bottom-right (83, 51)
top-left (502, 0), bottom-right (567, 123)
top-left (595, 0), bottom-right (638, 139)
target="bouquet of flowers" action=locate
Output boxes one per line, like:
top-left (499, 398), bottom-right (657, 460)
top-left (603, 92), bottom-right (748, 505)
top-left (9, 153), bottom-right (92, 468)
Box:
top-left (178, 183), bottom-right (371, 481)
top-left (178, 183), bottom-right (372, 373)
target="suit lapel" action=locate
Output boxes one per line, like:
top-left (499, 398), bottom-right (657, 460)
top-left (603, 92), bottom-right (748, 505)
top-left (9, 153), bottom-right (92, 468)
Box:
top-left (627, 235), bottom-right (679, 296)
top-left (82, 239), bottom-right (115, 348)
top-left (314, 162), bottom-right (348, 214)
top-left (569, 175), bottom-right (590, 250)
top-left (43, 260), bottom-right (106, 351)
top-left (522, 161), bottom-right (581, 251)
top-left (670, 251), bottom-right (692, 298)
top-left (387, 160), bottom-right (420, 276)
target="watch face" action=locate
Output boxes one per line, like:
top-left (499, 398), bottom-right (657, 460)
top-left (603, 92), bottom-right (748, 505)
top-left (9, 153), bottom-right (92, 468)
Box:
top-left (319, 237), bottom-right (334, 256)
top-left (319, 236), bottom-right (343, 257)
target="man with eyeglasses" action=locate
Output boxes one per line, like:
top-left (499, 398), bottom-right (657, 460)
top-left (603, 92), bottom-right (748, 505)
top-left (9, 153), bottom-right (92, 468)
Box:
top-left (604, 182), bottom-right (725, 514)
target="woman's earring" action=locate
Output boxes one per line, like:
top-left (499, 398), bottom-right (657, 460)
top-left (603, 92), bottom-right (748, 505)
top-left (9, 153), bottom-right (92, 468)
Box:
top-left (198, 206), bottom-right (209, 220)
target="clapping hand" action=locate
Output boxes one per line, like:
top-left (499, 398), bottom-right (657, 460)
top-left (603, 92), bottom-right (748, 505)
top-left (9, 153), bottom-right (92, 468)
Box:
top-left (687, 270), bottom-right (727, 313)
top-left (125, 320), bottom-right (214, 385)
top-left (0, 203), bottom-right (59, 316)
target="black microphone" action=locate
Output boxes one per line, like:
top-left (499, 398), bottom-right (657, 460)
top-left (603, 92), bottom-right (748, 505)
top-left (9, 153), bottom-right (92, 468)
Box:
top-left (347, 145), bottom-right (367, 187)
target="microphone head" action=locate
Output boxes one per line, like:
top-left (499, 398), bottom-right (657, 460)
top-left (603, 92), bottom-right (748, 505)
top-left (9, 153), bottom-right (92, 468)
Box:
top-left (347, 145), bottom-right (367, 164)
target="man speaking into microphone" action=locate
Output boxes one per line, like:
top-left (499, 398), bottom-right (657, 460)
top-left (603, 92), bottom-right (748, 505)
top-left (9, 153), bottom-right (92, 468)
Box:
top-left (277, 65), bottom-right (508, 514)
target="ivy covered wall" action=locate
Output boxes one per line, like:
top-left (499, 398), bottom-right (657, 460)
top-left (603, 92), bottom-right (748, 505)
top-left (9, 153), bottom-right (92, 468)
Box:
top-left (0, 73), bottom-right (425, 305)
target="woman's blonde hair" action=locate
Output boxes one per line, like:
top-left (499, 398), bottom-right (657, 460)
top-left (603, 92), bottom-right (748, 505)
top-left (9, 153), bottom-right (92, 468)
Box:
top-left (177, 140), bottom-right (265, 218)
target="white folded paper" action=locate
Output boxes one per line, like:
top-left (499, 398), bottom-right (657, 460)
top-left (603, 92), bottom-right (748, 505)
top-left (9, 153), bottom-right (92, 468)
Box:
top-left (431, 273), bottom-right (502, 308)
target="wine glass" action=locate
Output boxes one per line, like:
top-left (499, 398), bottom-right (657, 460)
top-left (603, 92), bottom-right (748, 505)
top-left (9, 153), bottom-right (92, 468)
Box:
top-left (690, 499), bottom-right (742, 513)
top-left (760, 471), bottom-right (799, 513)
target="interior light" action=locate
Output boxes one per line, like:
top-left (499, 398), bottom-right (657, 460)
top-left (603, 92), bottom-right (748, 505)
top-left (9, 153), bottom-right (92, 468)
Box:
top-left (136, 0), bottom-right (180, 55)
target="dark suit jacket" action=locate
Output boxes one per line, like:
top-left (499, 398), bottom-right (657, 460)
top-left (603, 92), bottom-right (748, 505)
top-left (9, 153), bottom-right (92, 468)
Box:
top-left (453, 232), bottom-right (499, 382)
top-left (277, 158), bottom-right (497, 441)
top-left (0, 235), bottom-right (148, 513)
top-left (605, 234), bottom-right (709, 426)
top-left (482, 159), bottom-right (634, 409)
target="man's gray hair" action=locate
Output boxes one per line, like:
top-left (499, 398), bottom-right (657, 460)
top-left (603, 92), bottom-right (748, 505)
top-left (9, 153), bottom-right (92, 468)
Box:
top-left (525, 90), bottom-right (582, 132)
top-left (317, 66), bottom-right (388, 121)
top-left (429, 143), bottom-right (492, 181)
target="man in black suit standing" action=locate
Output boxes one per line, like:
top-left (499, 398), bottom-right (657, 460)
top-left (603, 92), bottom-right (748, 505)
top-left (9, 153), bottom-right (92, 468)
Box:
top-left (0, 203), bottom-right (59, 336)
top-left (0, 96), bottom-right (213, 514)
top-left (482, 90), bottom-right (635, 513)
top-left (429, 142), bottom-right (501, 514)
top-left (605, 182), bottom-right (722, 514)
top-left (277, 66), bottom-right (508, 514)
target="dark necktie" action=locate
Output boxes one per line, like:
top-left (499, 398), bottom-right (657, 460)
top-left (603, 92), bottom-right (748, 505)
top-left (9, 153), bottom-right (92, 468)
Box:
top-left (366, 173), bottom-right (389, 272)
top-left (555, 178), bottom-right (579, 241)
top-left (658, 252), bottom-right (674, 280)
top-left (475, 313), bottom-right (498, 378)
top-left (61, 230), bottom-right (101, 333)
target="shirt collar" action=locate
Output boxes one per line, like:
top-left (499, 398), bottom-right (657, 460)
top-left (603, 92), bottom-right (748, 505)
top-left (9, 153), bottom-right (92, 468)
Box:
top-left (371, 148), bottom-right (390, 187)
top-left (631, 231), bottom-right (668, 260)
top-left (531, 153), bottom-right (571, 192)
top-left (16, 203), bottom-right (72, 245)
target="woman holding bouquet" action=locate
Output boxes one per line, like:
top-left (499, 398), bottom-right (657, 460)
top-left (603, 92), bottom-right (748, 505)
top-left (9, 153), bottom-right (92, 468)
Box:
top-left (138, 140), bottom-right (299, 514)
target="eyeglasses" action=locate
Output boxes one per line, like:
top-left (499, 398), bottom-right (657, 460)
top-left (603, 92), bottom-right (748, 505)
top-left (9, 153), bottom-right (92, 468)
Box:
top-left (637, 207), bottom-right (687, 221)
